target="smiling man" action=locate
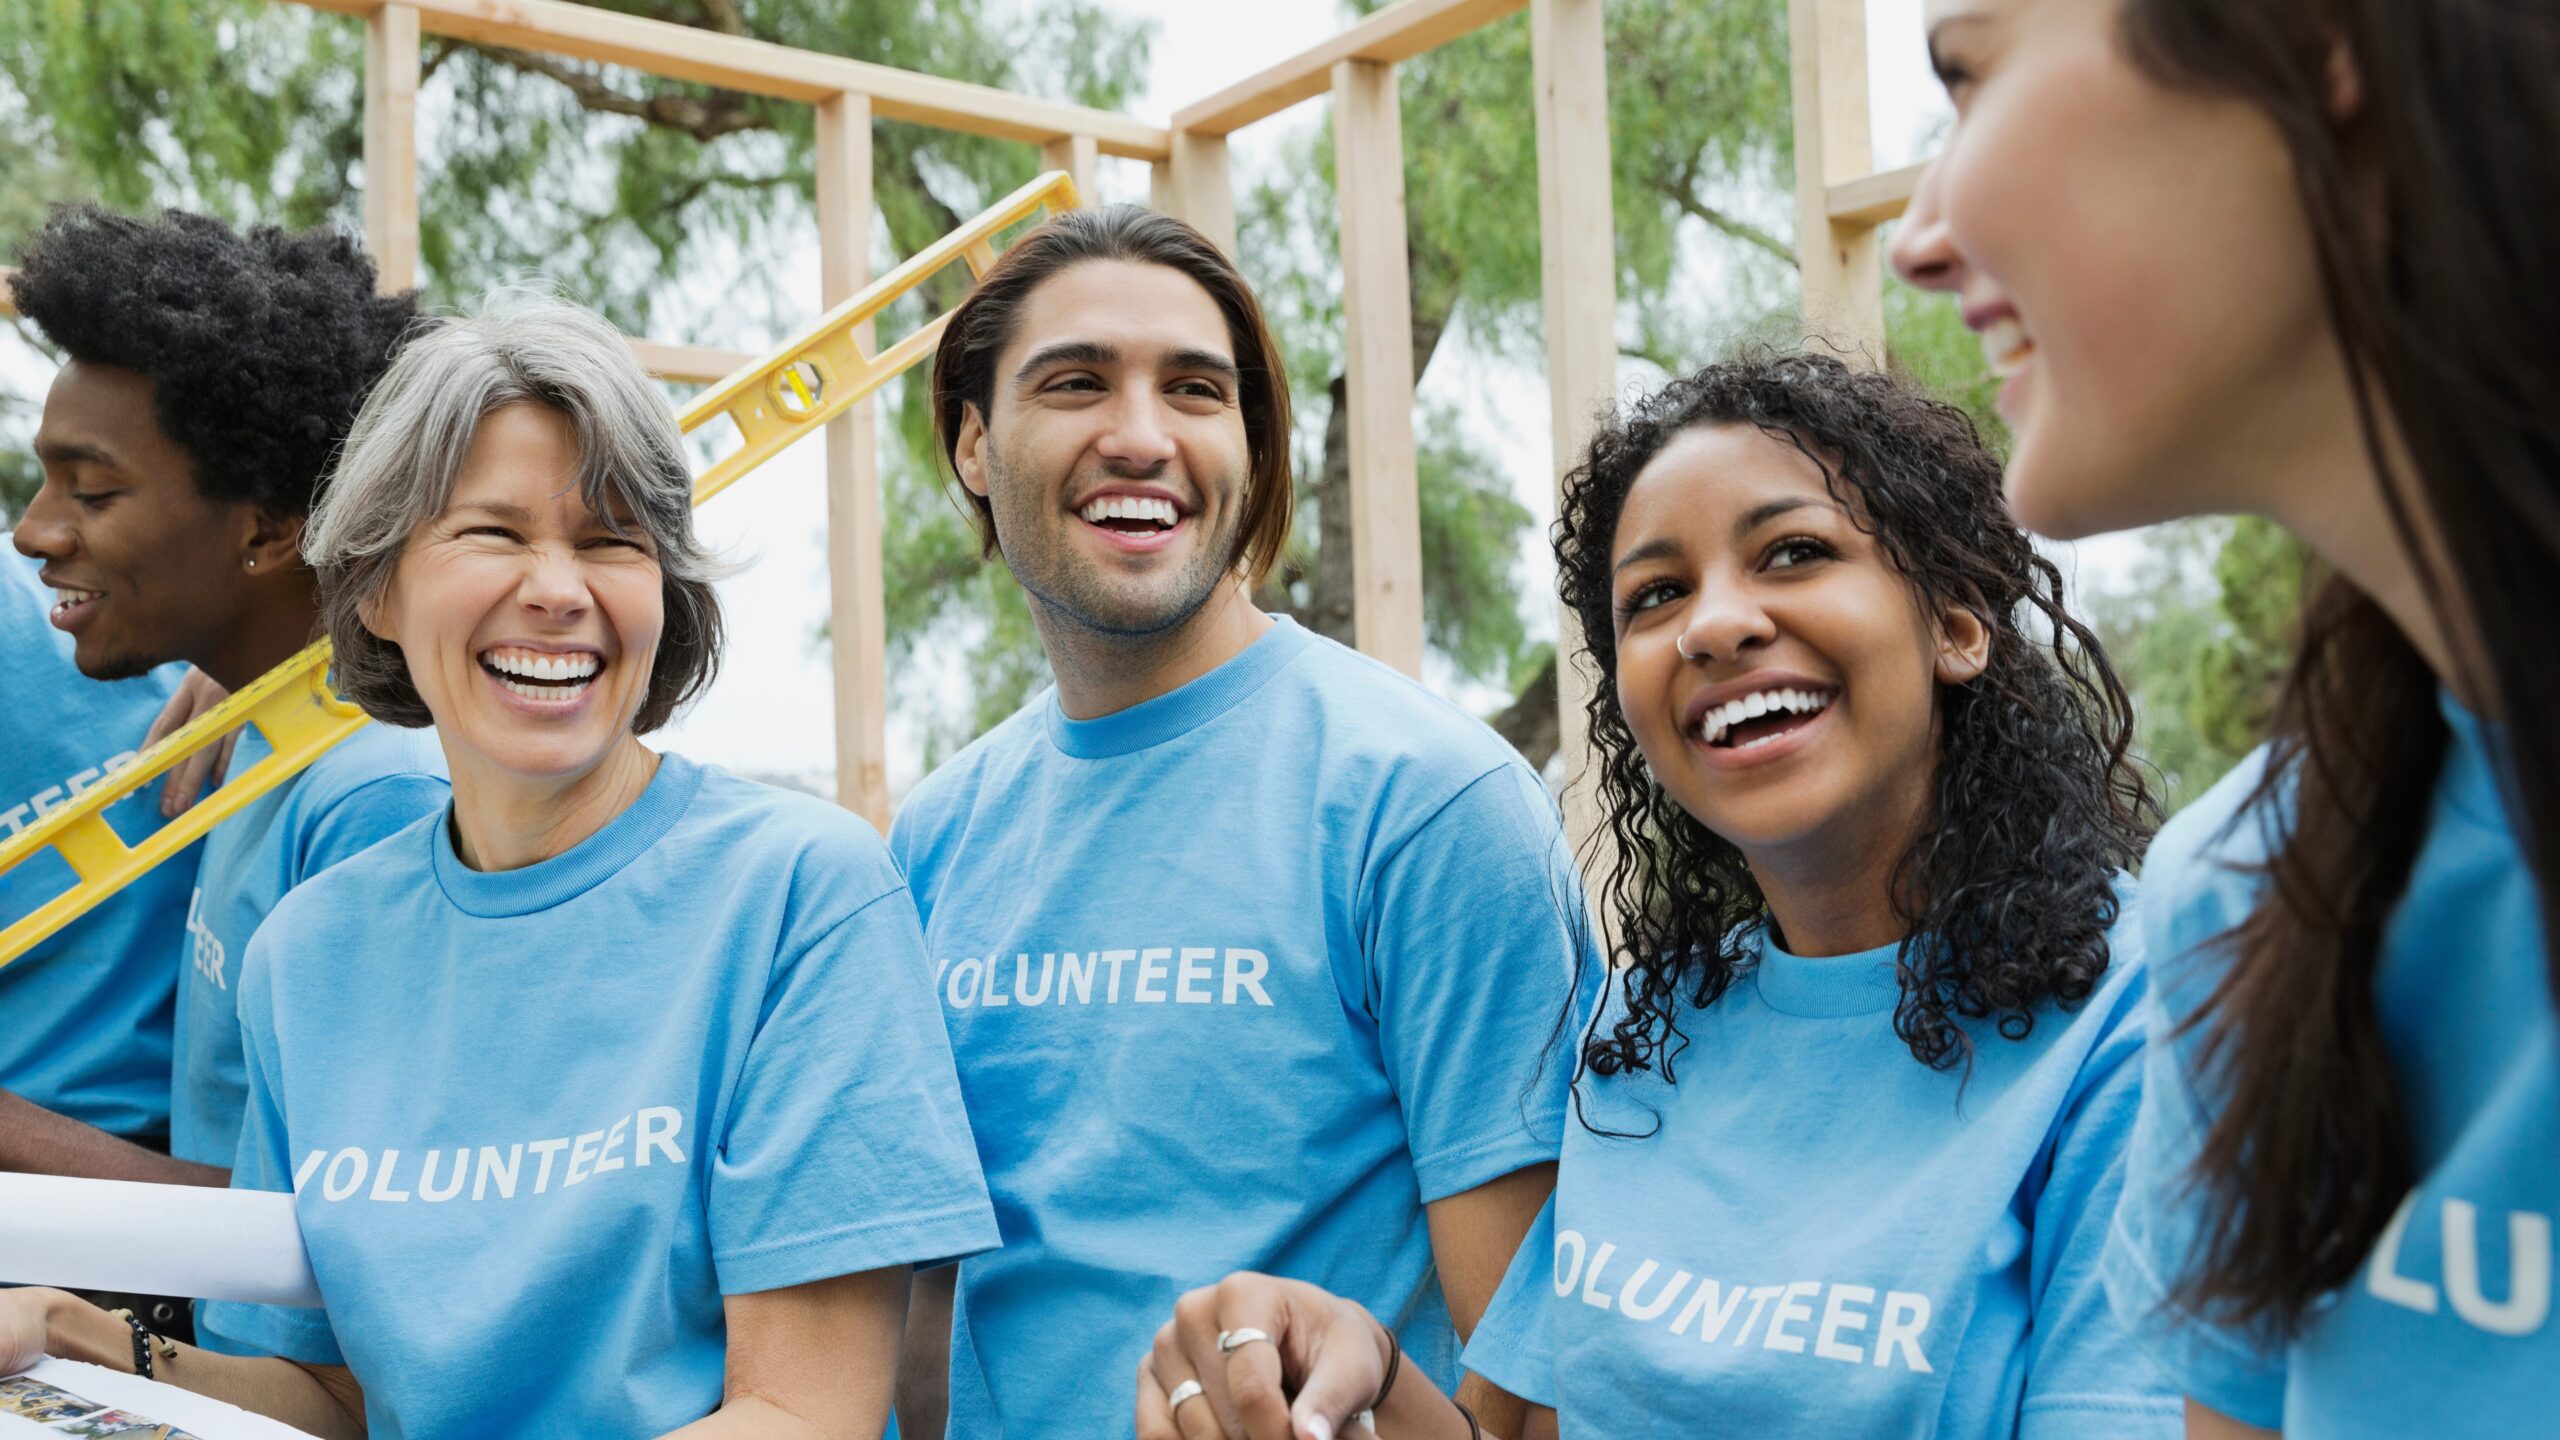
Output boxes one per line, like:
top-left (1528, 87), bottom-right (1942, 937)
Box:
top-left (2, 207), bottom-right (448, 1231)
top-left (888, 205), bottom-right (1592, 1440)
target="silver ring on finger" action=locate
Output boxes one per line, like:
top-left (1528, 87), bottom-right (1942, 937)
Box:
top-left (1216, 1327), bottom-right (1275, 1354)
top-left (1166, 1379), bottom-right (1206, 1410)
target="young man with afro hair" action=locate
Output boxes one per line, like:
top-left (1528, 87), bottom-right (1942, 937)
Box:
top-left (3, 206), bottom-right (450, 1226)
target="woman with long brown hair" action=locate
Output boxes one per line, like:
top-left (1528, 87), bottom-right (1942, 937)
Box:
top-left (1890, 0), bottom-right (2558, 1435)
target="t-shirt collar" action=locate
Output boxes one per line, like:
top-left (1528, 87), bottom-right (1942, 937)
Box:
top-left (1750, 922), bottom-right (1905, 1018)
top-left (430, 748), bottom-right (703, 917)
top-left (2438, 687), bottom-right (2514, 833)
top-left (1044, 615), bottom-right (1314, 759)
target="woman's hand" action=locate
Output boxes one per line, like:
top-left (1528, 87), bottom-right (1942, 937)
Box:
top-left (1135, 1273), bottom-right (1392, 1440)
top-left (148, 667), bottom-right (238, 818)
top-left (0, 1288), bottom-right (58, 1375)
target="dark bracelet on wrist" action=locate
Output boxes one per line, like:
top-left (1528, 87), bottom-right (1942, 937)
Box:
top-left (1368, 1318), bottom-right (1403, 1415)
top-left (109, 1308), bottom-right (155, 1380)
top-left (1451, 1397), bottom-right (1484, 1440)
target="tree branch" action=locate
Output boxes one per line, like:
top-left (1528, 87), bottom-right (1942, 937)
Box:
top-left (1660, 160), bottom-right (1794, 267)
top-left (692, 0), bottom-right (750, 37)
top-left (465, 44), bottom-right (774, 144)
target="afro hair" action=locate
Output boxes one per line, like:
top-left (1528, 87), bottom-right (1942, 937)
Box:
top-left (13, 203), bottom-right (420, 520)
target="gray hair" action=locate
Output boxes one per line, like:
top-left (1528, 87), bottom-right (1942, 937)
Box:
top-left (304, 287), bottom-right (724, 733)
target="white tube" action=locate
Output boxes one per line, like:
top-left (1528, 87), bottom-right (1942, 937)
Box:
top-left (0, 1174), bottom-right (321, 1307)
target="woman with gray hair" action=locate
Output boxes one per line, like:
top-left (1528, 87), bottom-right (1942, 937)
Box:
top-left (2, 290), bottom-right (999, 1439)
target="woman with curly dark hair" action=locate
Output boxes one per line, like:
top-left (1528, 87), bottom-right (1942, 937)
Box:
top-left (1131, 351), bottom-right (2176, 1440)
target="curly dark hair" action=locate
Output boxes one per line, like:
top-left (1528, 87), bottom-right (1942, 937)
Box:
top-left (12, 203), bottom-right (419, 518)
top-left (1557, 350), bottom-right (2158, 1083)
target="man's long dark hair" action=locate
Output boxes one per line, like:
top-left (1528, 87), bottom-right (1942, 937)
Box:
top-left (1554, 352), bottom-right (2155, 1092)
top-left (2119, 0), bottom-right (2560, 1334)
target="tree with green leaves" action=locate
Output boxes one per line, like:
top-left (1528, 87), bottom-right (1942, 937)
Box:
top-left (2086, 514), bottom-right (2306, 809)
top-left (0, 0), bottom-right (1992, 766)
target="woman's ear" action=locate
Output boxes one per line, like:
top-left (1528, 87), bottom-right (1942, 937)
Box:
top-left (2325, 36), bottom-right (2365, 128)
top-left (357, 576), bottom-right (397, 646)
top-left (1934, 601), bottom-right (1992, 685)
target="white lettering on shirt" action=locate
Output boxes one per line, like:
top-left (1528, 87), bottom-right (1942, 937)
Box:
top-left (1554, 1228), bottom-right (1936, 1373)
top-left (1134, 948), bottom-right (1171, 1002)
top-left (292, 1107), bottom-right (690, 1205)
top-left (2367, 1189), bottom-right (2553, 1338)
top-left (937, 945), bottom-right (1279, 1011)
top-left (3, 751), bottom-right (142, 838)
top-left (186, 888), bottom-right (227, 991)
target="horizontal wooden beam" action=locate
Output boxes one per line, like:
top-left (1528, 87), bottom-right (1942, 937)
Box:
top-left (286, 0), bottom-right (1170, 158)
top-left (1173, 0), bottom-right (1526, 136)
top-left (628, 337), bottom-right (757, 384)
top-left (1826, 161), bottom-right (1923, 229)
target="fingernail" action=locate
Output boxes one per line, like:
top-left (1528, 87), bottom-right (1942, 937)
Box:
top-left (1301, 1418), bottom-right (1333, 1440)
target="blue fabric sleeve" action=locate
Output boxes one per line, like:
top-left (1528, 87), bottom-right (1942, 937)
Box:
top-left (2100, 868), bottom-right (2288, 1428)
top-left (294, 773), bottom-right (446, 881)
top-left (1460, 1194), bottom-right (1560, 1408)
top-left (1363, 765), bottom-right (1586, 1202)
top-left (708, 885), bottom-right (998, 1294)
top-left (195, 936), bottom-right (345, 1366)
top-left (2017, 961), bottom-right (2183, 1438)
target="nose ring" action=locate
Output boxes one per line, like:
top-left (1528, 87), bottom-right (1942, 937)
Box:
top-left (1675, 634), bottom-right (1701, 662)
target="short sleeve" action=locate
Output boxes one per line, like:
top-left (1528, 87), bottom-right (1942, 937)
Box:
top-left (2099, 859), bottom-right (2289, 1428)
top-left (1460, 1194), bottom-right (1560, 1408)
top-left (2017, 960), bottom-right (2182, 1438)
top-left (195, 936), bottom-right (345, 1366)
top-left (708, 884), bottom-right (999, 1295)
top-left (295, 774), bottom-right (446, 881)
top-left (1364, 764), bottom-right (1590, 1201)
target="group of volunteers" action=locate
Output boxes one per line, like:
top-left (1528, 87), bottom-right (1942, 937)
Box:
top-left (0, 0), bottom-right (2551, 1435)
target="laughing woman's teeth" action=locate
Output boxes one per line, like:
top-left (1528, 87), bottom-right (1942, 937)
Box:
top-left (1980, 316), bottom-right (2034, 378)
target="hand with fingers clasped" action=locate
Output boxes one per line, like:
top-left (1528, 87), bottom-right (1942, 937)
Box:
top-left (1137, 1273), bottom-right (1489, 1440)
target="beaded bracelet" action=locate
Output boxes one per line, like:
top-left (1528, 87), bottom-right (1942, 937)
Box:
top-left (107, 1309), bottom-right (155, 1380)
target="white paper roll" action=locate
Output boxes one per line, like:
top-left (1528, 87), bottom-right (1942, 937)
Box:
top-left (0, 1173), bottom-right (321, 1307)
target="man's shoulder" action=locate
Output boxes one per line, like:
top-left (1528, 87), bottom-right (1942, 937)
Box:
top-left (1272, 631), bottom-right (1546, 803)
top-left (895, 698), bottom-right (1050, 831)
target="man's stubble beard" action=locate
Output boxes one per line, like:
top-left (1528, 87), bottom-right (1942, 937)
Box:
top-left (983, 442), bottom-right (1247, 647)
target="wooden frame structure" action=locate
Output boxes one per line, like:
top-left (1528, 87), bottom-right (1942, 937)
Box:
top-left (143, 0), bottom-right (1903, 849)
top-left (1786, 0), bottom-right (1922, 362)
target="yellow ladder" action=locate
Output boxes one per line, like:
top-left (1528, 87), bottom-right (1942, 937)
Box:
top-left (0, 171), bottom-right (1077, 968)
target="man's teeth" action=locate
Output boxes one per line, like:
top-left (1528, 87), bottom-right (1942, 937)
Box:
top-left (1980, 315), bottom-right (2034, 378)
top-left (1079, 495), bottom-right (1179, 528)
top-left (53, 586), bottom-right (101, 607)
top-left (1700, 688), bottom-right (1834, 747)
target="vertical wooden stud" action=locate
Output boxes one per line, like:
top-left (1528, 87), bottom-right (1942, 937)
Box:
top-left (362, 3), bottom-right (421, 295)
top-left (815, 92), bottom-right (890, 831)
top-left (1168, 131), bottom-right (1237, 256)
top-left (1149, 159), bottom-right (1177, 214)
top-left (1789, 0), bottom-right (1885, 363)
top-left (1040, 134), bottom-right (1099, 207)
top-left (1534, 0), bottom-right (1618, 872)
top-left (1332, 60), bottom-right (1426, 679)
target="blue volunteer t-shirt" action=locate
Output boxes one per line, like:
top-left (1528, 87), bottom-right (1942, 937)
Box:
top-left (2102, 695), bottom-right (2556, 1434)
top-left (198, 751), bottom-right (999, 1440)
top-left (172, 722), bottom-right (447, 1167)
top-left (1466, 920), bottom-right (2181, 1438)
top-left (889, 616), bottom-right (1588, 1440)
top-left (0, 547), bottom-right (198, 1142)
